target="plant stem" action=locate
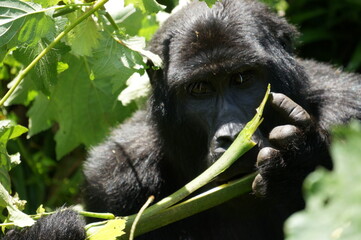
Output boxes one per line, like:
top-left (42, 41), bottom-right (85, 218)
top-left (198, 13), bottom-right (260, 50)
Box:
top-left (104, 11), bottom-right (119, 31)
top-left (30, 209), bottom-right (115, 220)
top-left (126, 172), bottom-right (257, 238)
top-left (0, 0), bottom-right (110, 107)
top-left (78, 211), bottom-right (115, 220)
top-left (129, 196), bottom-right (155, 240)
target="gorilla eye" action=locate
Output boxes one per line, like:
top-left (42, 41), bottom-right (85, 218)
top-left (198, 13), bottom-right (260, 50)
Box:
top-left (231, 73), bottom-right (247, 86)
top-left (231, 73), bottom-right (248, 86)
top-left (188, 81), bottom-right (214, 96)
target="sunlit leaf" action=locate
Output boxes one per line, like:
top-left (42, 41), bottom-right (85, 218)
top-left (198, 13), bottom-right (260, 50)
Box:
top-left (86, 218), bottom-right (126, 240)
top-left (7, 204), bottom-right (35, 227)
top-left (28, 55), bottom-right (137, 159)
top-left (285, 121), bottom-right (361, 240)
top-left (66, 13), bottom-right (102, 57)
top-left (90, 33), bottom-right (145, 93)
top-left (200, 0), bottom-right (217, 7)
top-left (0, 0), bottom-right (55, 47)
top-left (122, 36), bottom-right (162, 67)
top-left (12, 40), bottom-right (63, 94)
top-left (32, 0), bottom-right (60, 8)
top-left (0, 184), bottom-right (34, 228)
top-left (125, 0), bottom-right (165, 13)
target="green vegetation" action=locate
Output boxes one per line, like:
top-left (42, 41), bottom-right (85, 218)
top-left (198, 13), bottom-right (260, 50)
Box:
top-left (285, 121), bottom-right (361, 240)
top-left (0, 0), bottom-right (360, 238)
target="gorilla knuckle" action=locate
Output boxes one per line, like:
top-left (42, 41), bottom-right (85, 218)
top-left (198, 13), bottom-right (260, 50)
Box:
top-left (257, 147), bottom-right (280, 167)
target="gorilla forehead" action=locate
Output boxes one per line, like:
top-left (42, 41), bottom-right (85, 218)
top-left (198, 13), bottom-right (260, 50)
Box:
top-left (166, 0), bottom-right (270, 83)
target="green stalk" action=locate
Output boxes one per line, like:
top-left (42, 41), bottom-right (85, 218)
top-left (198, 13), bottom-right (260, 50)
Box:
top-left (77, 211), bottom-right (115, 220)
top-left (0, 0), bottom-right (109, 107)
top-left (127, 172), bottom-right (257, 238)
top-left (30, 210), bottom-right (115, 220)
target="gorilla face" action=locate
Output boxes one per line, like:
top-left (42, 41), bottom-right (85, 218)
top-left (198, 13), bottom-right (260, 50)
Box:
top-left (148, 0), bottom-right (312, 187)
top-left (179, 67), bottom-right (270, 182)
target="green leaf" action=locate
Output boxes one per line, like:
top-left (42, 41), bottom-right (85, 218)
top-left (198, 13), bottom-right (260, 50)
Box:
top-left (346, 40), bottom-right (361, 72)
top-left (125, 0), bottom-right (165, 14)
top-left (12, 39), bottom-right (62, 94)
top-left (7, 204), bottom-right (35, 227)
top-left (0, 183), bottom-right (35, 228)
top-left (138, 14), bottom-right (159, 41)
top-left (17, 12), bottom-right (55, 46)
top-left (122, 36), bottom-right (163, 67)
top-left (36, 204), bottom-right (45, 215)
top-left (4, 75), bottom-right (38, 106)
top-left (285, 121), bottom-right (361, 240)
top-left (0, 120), bottom-right (28, 192)
top-left (0, 0), bottom-right (55, 47)
top-left (86, 218), bottom-right (126, 240)
top-left (28, 54), bottom-right (136, 159)
top-left (66, 12), bottom-right (102, 57)
top-left (200, 0), bottom-right (217, 7)
top-left (32, 0), bottom-right (60, 8)
top-left (27, 93), bottom-right (55, 136)
top-left (90, 34), bottom-right (145, 93)
top-left (0, 121), bottom-right (28, 141)
top-left (0, 121), bottom-right (32, 228)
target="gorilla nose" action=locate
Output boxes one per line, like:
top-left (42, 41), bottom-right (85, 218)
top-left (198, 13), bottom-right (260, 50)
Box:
top-left (214, 123), bottom-right (243, 151)
top-left (216, 135), bottom-right (236, 151)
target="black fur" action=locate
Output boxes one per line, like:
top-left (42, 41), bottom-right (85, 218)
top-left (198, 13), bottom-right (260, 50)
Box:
top-left (2, 210), bottom-right (85, 240)
top-left (3, 0), bottom-right (361, 239)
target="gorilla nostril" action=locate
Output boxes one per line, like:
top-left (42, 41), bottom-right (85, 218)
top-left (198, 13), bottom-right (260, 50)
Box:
top-left (216, 135), bottom-right (234, 150)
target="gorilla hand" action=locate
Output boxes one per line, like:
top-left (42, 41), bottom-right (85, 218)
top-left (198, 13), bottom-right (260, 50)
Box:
top-left (252, 93), bottom-right (326, 209)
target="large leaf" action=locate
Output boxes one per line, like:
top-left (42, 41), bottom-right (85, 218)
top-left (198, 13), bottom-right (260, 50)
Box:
top-left (28, 54), bottom-right (137, 159)
top-left (0, 0), bottom-right (55, 47)
top-left (90, 34), bottom-right (145, 93)
top-left (285, 121), bottom-right (361, 239)
top-left (12, 40), bottom-right (67, 94)
top-left (65, 12), bottom-right (102, 57)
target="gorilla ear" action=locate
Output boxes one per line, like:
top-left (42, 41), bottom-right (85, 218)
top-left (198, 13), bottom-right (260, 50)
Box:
top-left (146, 35), bottom-right (171, 87)
top-left (274, 23), bottom-right (299, 54)
top-left (259, 13), bottom-right (300, 54)
top-left (146, 59), bottom-right (162, 87)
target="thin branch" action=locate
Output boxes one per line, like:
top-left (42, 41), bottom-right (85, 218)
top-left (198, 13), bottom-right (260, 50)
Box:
top-left (129, 196), bottom-right (155, 240)
top-left (0, 0), bottom-right (110, 107)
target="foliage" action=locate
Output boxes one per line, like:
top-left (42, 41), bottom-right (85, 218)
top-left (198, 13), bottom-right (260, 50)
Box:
top-left (286, 0), bottom-right (361, 73)
top-left (0, 0), bottom-right (360, 238)
top-left (285, 121), bottom-right (361, 239)
top-left (0, 0), bottom-right (163, 212)
top-left (0, 120), bottom-right (33, 227)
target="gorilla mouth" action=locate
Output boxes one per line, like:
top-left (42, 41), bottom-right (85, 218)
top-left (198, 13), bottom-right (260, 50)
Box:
top-left (214, 146), bottom-right (259, 184)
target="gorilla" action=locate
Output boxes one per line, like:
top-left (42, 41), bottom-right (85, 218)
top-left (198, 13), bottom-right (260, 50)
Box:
top-left (3, 0), bottom-right (361, 239)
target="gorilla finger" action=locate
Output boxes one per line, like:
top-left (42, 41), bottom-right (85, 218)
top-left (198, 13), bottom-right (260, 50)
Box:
top-left (252, 174), bottom-right (267, 197)
top-left (270, 92), bottom-right (312, 128)
top-left (269, 125), bottom-right (303, 148)
top-left (256, 147), bottom-right (281, 168)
